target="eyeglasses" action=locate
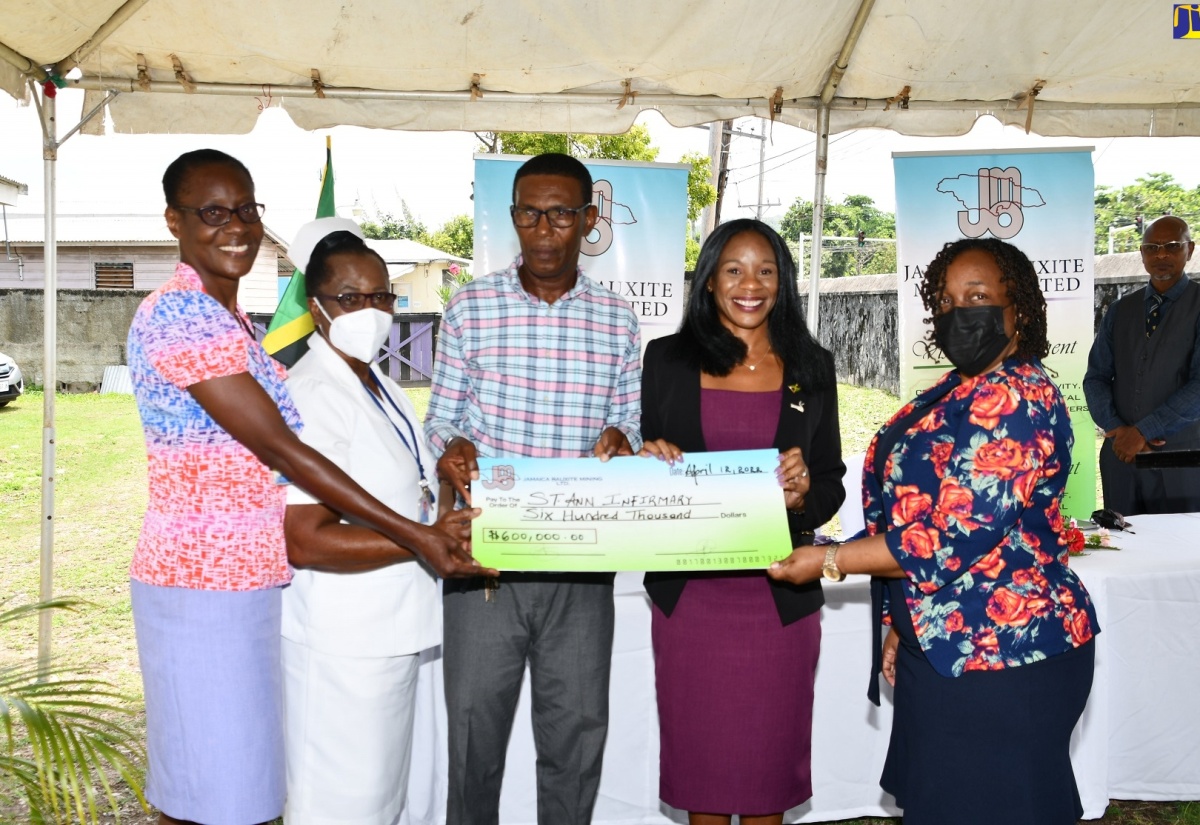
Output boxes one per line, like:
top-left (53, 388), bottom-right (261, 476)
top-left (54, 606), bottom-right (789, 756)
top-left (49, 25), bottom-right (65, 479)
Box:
top-left (1140, 241), bottom-right (1188, 255)
top-left (172, 202), bottom-right (267, 227)
top-left (510, 204), bottom-right (591, 228)
top-left (313, 291), bottom-right (398, 311)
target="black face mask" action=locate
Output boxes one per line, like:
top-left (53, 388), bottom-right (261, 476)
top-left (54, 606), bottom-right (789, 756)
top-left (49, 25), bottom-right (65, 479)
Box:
top-left (933, 305), bottom-right (1012, 377)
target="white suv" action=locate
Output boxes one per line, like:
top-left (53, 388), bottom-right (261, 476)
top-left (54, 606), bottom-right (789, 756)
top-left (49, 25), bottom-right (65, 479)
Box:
top-left (0, 351), bottom-right (24, 407)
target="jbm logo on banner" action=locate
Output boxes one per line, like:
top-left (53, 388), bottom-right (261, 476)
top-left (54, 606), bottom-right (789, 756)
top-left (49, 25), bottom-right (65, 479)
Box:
top-left (1174, 4), bottom-right (1200, 38)
top-left (937, 167), bottom-right (1046, 240)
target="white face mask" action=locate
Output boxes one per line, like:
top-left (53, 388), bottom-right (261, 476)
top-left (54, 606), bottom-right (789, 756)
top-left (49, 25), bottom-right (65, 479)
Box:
top-left (315, 301), bottom-right (392, 363)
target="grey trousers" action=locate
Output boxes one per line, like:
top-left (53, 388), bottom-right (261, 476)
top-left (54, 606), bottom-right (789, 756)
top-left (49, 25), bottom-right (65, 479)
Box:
top-left (1099, 438), bottom-right (1200, 515)
top-left (442, 573), bottom-right (615, 825)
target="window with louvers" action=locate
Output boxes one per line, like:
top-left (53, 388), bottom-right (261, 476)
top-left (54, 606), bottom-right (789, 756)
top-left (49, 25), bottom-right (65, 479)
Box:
top-left (95, 262), bottom-right (134, 289)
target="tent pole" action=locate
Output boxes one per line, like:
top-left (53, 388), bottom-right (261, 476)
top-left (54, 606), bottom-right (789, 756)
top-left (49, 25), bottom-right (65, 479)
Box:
top-left (807, 104), bottom-right (829, 337)
top-left (805, 0), bottom-right (874, 337)
top-left (54, 0), bottom-right (153, 77)
top-left (37, 86), bottom-right (58, 678)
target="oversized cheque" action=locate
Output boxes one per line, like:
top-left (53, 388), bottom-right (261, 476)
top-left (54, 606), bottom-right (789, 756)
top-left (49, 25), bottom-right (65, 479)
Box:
top-left (471, 448), bottom-right (792, 572)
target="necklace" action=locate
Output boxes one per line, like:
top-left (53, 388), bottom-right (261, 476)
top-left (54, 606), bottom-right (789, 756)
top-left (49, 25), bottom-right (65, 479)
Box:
top-left (741, 347), bottom-right (773, 371)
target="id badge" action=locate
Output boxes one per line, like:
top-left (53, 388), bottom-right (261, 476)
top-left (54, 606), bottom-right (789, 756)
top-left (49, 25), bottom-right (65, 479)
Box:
top-left (418, 480), bottom-right (435, 524)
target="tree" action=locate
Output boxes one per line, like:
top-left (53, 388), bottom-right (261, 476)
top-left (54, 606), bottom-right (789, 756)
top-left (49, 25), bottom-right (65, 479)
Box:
top-left (681, 152), bottom-right (717, 271)
top-left (681, 151), bottom-right (717, 224)
top-left (425, 214), bottom-right (474, 260)
top-left (1093, 173), bottom-right (1200, 254)
top-left (426, 215), bottom-right (476, 308)
top-left (779, 194), bottom-right (897, 278)
top-left (482, 125), bottom-right (660, 162)
top-left (435, 263), bottom-right (474, 308)
top-left (359, 201), bottom-right (429, 242)
top-left (684, 233), bottom-right (702, 272)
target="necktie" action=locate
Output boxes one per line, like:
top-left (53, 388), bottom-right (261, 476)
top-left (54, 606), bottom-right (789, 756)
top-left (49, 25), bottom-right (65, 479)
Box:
top-left (1147, 292), bottom-right (1164, 337)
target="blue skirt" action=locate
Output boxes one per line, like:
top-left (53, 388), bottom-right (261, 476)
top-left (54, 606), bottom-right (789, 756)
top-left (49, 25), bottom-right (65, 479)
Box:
top-left (881, 638), bottom-right (1095, 825)
top-left (131, 579), bottom-right (285, 825)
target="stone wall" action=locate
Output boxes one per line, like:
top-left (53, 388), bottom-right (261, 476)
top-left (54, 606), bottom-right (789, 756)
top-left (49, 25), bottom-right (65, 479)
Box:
top-left (0, 289), bottom-right (149, 390)
top-left (800, 273), bottom-right (901, 395)
top-left (1093, 274), bottom-right (1153, 327)
top-left (0, 272), bottom-right (1178, 393)
top-left (801, 272), bottom-right (1153, 396)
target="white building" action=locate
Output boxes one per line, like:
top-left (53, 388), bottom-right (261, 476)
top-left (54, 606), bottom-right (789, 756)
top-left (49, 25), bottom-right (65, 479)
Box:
top-left (362, 237), bottom-right (470, 314)
top-left (0, 211), bottom-right (291, 315)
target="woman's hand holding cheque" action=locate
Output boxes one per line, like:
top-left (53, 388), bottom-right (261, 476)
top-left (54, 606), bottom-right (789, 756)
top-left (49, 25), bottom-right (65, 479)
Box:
top-left (639, 438), bottom-right (685, 464)
top-left (776, 446), bottom-right (810, 511)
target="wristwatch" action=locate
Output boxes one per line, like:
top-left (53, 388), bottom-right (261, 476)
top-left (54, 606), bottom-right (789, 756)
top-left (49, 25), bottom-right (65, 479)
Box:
top-left (822, 543), bottom-right (846, 582)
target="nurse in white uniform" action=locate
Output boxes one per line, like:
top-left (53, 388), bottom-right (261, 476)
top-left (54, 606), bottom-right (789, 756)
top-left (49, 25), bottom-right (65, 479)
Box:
top-left (281, 218), bottom-right (475, 825)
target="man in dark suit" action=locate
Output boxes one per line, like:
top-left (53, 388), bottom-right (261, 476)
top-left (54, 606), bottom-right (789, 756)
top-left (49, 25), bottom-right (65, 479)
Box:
top-left (1084, 215), bottom-right (1200, 514)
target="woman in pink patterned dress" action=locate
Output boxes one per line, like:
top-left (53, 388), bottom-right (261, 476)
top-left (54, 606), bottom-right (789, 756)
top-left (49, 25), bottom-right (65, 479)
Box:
top-left (127, 149), bottom-right (485, 825)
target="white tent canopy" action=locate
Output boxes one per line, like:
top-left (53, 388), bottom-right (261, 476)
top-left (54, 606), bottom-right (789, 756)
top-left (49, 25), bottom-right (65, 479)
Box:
top-left (3, 0), bottom-right (1200, 138)
top-left (3, 0), bottom-right (1200, 668)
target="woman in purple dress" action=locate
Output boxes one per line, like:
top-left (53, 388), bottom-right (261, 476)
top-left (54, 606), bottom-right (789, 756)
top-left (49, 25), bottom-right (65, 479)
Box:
top-left (640, 219), bottom-right (845, 825)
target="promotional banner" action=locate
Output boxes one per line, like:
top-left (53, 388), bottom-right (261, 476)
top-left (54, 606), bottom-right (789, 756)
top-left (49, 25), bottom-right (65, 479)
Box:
top-left (473, 154), bottom-right (689, 343)
top-left (894, 148), bottom-right (1096, 517)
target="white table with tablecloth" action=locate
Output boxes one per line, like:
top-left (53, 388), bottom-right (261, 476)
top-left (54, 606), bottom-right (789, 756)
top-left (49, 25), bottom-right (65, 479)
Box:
top-left (398, 513), bottom-right (1200, 824)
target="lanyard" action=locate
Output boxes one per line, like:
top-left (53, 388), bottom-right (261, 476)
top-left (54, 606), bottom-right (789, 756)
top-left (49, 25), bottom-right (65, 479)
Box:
top-left (362, 371), bottom-right (435, 523)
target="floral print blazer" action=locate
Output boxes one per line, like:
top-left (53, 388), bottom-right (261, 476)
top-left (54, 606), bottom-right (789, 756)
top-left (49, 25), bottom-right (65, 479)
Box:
top-left (864, 358), bottom-right (1099, 677)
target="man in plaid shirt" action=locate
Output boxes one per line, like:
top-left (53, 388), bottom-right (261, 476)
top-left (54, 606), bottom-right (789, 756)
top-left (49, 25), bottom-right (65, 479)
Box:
top-left (425, 153), bottom-right (642, 825)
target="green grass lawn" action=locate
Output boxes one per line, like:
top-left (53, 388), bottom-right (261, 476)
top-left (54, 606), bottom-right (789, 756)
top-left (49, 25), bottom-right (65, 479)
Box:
top-left (0, 392), bottom-right (147, 697)
top-left (0, 388), bottom-right (1192, 824)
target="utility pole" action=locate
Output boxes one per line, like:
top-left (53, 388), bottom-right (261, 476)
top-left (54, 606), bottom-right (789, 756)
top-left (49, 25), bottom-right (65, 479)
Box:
top-left (732, 120), bottom-right (779, 218)
top-left (700, 123), bottom-right (723, 241)
top-left (755, 121), bottom-right (767, 220)
top-left (706, 118), bottom-right (780, 231)
top-left (1108, 223), bottom-right (1138, 254)
top-left (708, 119), bottom-right (734, 234)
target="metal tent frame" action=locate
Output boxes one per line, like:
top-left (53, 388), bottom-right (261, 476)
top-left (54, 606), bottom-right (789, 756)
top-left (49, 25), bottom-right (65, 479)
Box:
top-left (4, 0), bottom-right (1199, 669)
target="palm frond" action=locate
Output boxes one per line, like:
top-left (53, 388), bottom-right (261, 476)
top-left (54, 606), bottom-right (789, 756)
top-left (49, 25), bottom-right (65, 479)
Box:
top-left (0, 598), bottom-right (89, 626)
top-left (0, 598), bottom-right (147, 824)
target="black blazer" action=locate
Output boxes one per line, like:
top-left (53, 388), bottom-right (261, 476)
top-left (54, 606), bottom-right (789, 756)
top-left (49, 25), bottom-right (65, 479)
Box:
top-left (641, 333), bottom-right (846, 625)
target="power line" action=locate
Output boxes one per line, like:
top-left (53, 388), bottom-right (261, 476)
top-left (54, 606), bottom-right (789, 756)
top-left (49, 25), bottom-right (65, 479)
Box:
top-left (729, 132), bottom-right (854, 185)
top-left (724, 141), bottom-right (812, 173)
top-left (727, 126), bottom-right (886, 187)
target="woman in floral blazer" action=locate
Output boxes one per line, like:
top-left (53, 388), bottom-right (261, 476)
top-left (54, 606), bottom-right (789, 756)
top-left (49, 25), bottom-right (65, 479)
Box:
top-left (769, 237), bottom-right (1098, 825)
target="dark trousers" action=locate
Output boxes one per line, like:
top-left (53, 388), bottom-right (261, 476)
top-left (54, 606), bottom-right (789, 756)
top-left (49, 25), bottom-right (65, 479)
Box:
top-left (882, 640), bottom-right (1095, 825)
top-left (1099, 438), bottom-right (1200, 516)
top-left (442, 574), bottom-right (615, 825)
